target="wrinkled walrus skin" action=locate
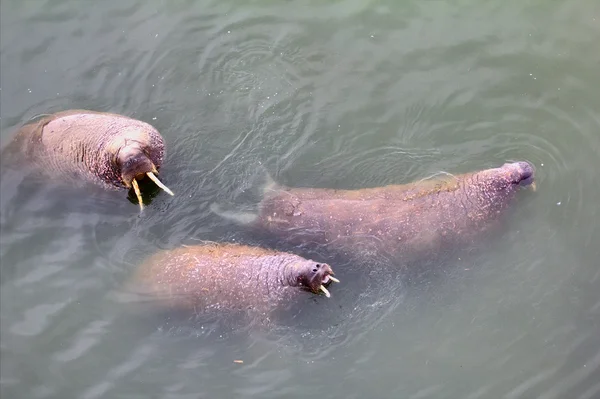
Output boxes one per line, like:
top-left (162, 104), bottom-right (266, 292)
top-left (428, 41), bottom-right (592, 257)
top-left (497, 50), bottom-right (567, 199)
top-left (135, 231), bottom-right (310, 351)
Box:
top-left (128, 243), bottom-right (339, 316)
top-left (6, 109), bottom-right (173, 209)
top-left (216, 162), bottom-right (535, 265)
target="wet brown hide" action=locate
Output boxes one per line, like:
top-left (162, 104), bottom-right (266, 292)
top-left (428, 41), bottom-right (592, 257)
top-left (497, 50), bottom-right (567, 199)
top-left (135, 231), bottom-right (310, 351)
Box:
top-left (6, 109), bottom-right (166, 192)
top-left (250, 162), bottom-right (535, 264)
top-left (127, 243), bottom-right (336, 316)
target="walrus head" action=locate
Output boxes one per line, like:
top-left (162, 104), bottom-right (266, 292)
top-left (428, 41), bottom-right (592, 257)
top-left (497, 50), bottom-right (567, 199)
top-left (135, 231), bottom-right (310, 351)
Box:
top-left (114, 139), bottom-right (174, 211)
top-left (459, 161), bottom-right (536, 219)
top-left (510, 161), bottom-right (535, 188)
top-left (294, 261), bottom-right (339, 298)
top-left (479, 161), bottom-right (536, 191)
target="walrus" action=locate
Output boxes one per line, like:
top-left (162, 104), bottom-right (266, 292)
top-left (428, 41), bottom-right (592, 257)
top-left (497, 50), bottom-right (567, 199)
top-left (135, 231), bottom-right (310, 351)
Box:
top-left (4, 109), bottom-right (174, 210)
top-left (126, 243), bottom-right (339, 317)
top-left (211, 161), bottom-right (536, 265)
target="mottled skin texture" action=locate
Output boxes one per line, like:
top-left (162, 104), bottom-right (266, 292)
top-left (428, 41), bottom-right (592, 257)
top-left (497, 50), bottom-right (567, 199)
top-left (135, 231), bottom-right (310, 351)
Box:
top-left (8, 109), bottom-right (165, 191)
top-left (129, 243), bottom-right (336, 315)
top-left (250, 162), bottom-right (535, 263)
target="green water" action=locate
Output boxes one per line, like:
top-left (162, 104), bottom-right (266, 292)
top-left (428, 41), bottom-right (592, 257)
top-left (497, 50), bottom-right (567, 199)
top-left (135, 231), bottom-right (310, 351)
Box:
top-left (1, 1), bottom-right (599, 398)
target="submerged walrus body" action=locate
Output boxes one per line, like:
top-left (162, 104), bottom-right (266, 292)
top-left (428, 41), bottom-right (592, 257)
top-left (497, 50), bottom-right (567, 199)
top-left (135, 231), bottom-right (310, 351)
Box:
top-left (214, 162), bottom-right (535, 265)
top-left (128, 243), bottom-right (338, 316)
top-left (6, 109), bottom-right (173, 209)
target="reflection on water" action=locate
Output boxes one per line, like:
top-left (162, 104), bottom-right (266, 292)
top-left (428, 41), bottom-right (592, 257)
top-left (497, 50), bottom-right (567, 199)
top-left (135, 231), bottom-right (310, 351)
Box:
top-left (1, 0), bottom-right (599, 398)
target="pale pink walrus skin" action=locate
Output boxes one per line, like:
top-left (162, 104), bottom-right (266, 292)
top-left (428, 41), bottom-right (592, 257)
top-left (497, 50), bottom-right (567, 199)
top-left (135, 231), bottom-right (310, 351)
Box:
top-left (212, 162), bottom-right (536, 266)
top-left (5, 109), bottom-right (174, 209)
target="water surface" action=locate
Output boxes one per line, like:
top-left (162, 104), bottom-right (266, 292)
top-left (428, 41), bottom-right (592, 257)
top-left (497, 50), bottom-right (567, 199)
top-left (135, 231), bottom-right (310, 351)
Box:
top-left (1, 1), bottom-right (599, 398)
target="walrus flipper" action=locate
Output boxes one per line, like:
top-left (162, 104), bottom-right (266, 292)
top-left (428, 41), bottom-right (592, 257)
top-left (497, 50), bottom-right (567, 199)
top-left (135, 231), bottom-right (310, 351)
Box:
top-left (260, 170), bottom-right (279, 196)
top-left (209, 202), bottom-right (258, 225)
top-left (210, 167), bottom-right (282, 225)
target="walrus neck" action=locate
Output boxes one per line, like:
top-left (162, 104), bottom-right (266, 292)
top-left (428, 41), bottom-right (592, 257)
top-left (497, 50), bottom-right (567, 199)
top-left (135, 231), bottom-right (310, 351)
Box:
top-left (400, 177), bottom-right (462, 202)
top-left (276, 256), bottom-right (303, 287)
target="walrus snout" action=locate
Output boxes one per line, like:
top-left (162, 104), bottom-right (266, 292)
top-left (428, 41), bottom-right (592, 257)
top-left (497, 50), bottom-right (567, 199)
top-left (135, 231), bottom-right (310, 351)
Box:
top-left (504, 161), bottom-right (535, 187)
top-left (120, 153), bottom-right (155, 186)
top-left (117, 145), bottom-right (174, 210)
top-left (302, 262), bottom-right (339, 298)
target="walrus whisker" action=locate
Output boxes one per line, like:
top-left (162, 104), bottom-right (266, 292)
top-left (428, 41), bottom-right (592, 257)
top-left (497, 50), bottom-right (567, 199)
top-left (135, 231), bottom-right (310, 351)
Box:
top-left (319, 285), bottom-right (331, 298)
top-left (132, 178), bottom-right (144, 211)
top-left (328, 276), bottom-right (340, 283)
top-left (146, 172), bottom-right (174, 196)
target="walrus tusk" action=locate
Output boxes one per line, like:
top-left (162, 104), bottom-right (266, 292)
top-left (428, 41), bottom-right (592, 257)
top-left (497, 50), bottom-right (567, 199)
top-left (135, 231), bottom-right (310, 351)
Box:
top-left (328, 276), bottom-right (340, 283)
top-left (530, 182), bottom-right (537, 192)
top-left (319, 285), bottom-right (331, 298)
top-left (146, 172), bottom-right (174, 196)
top-left (132, 178), bottom-right (144, 211)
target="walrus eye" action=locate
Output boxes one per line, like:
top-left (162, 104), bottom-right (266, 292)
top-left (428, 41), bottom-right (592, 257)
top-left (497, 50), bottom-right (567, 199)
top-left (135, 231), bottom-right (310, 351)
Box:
top-left (312, 268), bottom-right (317, 273)
top-left (315, 264), bottom-right (321, 269)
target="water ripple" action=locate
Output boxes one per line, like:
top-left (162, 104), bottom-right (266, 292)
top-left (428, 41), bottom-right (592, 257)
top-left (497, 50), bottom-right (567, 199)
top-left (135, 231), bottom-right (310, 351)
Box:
top-left (2, 1), bottom-right (600, 398)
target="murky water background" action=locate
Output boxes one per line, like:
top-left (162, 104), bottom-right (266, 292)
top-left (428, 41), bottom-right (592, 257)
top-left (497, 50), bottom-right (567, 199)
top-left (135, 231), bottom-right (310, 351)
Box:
top-left (1, 1), bottom-right (599, 398)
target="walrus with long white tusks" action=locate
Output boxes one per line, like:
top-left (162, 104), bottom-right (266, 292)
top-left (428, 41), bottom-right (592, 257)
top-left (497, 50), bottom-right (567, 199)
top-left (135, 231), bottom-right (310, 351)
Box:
top-left (5, 109), bottom-right (174, 210)
top-left (212, 162), bottom-right (536, 266)
top-left (126, 243), bottom-right (338, 317)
